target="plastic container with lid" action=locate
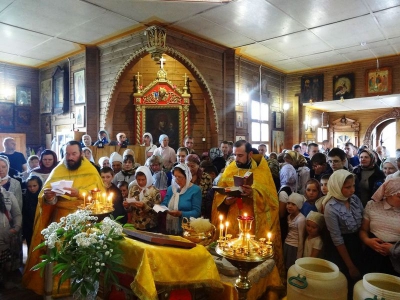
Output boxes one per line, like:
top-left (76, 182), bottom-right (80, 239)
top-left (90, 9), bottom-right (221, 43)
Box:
top-left (353, 273), bottom-right (400, 300)
top-left (287, 257), bottom-right (347, 300)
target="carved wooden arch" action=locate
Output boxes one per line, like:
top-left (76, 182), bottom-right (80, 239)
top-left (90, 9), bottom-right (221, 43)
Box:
top-left (363, 108), bottom-right (400, 146)
top-left (329, 116), bottom-right (360, 146)
top-left (103, 46), bottom-right (219, 134)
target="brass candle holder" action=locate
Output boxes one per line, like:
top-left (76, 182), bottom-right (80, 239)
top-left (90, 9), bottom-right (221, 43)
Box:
top-left (215, 215), bottom-right (274, 300)
top-left (78, 189), bottom-right (114, 221)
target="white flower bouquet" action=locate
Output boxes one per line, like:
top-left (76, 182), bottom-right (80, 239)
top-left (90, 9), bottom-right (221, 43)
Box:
top-left (31, 210), bottom-right (130, 299)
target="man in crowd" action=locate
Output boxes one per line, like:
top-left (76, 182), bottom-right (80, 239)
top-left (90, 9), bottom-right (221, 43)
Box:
top-left (184, 136), bottom-right (195, 154)
top-left (23, 141), bottom-right (105, 297)
top-left (307, 142), bottom-right (320, 159)
top-left (0, 137), bottom-right (27, 172)
top-left (300, 142), bottom-right (309, 157)
top-left (258, 144), bottom-right (268, 160)
top-left (211, 140), bottom-right (285, 297)
top-left (344, 142), bottom-right (360, 167)
top-left (321, 139), bottom-right (331, 155)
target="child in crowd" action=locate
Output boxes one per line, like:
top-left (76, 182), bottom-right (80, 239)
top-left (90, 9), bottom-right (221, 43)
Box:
top-left (22, 175), bottom-right (43, 249)
top-left (301, 179), bottom-right (320, 217)
top-left (100, 167), bottom-right (127, 224)
top-left (323, 170), bottom-right (363, 297)
top-left (147, 155), bottom-right (168, 199)
top-left (112, 154), bottom-right (137, 185)
top-left (117, 181), bottom-right (129, 201)
top-left (303, 211), bottom-right (325, 258)
top-left (315, 174), bottom-right (330, 213)
top-left (284, 193), bottom-right (306, 270)
top-left (123, 166), bottom-right (161, 232)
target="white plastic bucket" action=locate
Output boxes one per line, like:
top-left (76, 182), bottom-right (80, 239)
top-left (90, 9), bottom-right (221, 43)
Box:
top-left (353, 273), bottom-right (400, 300)
top-left (287, 257), bottom-right (347, 300)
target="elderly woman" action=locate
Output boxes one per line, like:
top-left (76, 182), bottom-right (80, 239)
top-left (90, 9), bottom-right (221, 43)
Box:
top-left (141, 132), bottom-right (157, 158)
top-left (353, 148), bottom-right (385, 207)
top-left (146, 155), bottom-right (168, 199)
top-left (153, 134), bottom-right (176, 171)
top-left (81, 134), bottom-right (93, 147)
top-left (382, 157), bottom-right (398, 178)
top-left (98, 156), bottom-right (110, 169)
top-left (161, 163), bottom-right (202, 235)
top-left (359, 177), bottom-right (400, 275)
top-left (284, 150), bottom-right (310, 194)
top-left (0, 156), bottom-right (22, 211)
top-left (30, 149), bottom-right (58, 182)
top-left (185, 154), bottom-right (213, 217)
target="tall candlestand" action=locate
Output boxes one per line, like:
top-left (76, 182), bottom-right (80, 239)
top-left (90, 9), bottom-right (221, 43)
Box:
top-left (215, 215), bottom-right (274, 300)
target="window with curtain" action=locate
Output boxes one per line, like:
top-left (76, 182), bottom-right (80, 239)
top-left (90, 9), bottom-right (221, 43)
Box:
top-left (250, 99), bottom-right (269, 150)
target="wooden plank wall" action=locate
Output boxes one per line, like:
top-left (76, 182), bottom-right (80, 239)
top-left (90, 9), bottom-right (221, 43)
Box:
top-left (0, 63), bottom-right (39, 155)
top-left (98, 29), bottom-right (231, 152)
top-left (285, 55), bottom-right (400, 149)
top-left (235, 58), bottom-right (286, 151)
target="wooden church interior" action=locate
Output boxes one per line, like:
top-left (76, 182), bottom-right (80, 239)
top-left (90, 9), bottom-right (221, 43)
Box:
top-left (1, 0), bottom-right (400, 299)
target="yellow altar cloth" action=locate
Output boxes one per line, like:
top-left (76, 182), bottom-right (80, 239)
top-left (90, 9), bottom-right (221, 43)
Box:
top-left (119, 236), bottom-right (224, 300)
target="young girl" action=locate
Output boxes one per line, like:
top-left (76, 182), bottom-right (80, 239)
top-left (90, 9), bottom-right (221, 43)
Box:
top-left (284, 192), bottom-right (306, 270)
top-left (323, 169), bottom-right (363, 296)
top-left (22, 175), bottom-right (43, 249)
top-left (303, 211), bottom-right (325, 258)
top-left (301, 179), bottom-right (321, 217)
top-left (315, 174), bottom-right (330, 213)
top-left (123, 166), bottom-right (161, 231)
top-left (117, 181), bottom-right (129, 201)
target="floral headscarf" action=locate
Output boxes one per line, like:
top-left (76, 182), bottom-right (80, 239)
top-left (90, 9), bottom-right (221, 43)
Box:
top-left (359, 148), bottom-right (376, 169)
top-left (285, 150), bottom-right (307, 168)
top-left (371, 177), bottom-right (400, 201)
top-left (322, 169), bottom-right (354, 206)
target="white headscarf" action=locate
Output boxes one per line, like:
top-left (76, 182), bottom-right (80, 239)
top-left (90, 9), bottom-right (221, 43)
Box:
top-left (82, 147), bottom-right (95, 163)
top-left (166, 163), bottom-right (192, 234)
top-left (0, 156), bottom-right (10, 181)
top-left (98, 156), bottom-right (110, 167)
top-left (322, 169), bottom-right (354, 206)
top-left (133, 166), bottom-right (153, 201)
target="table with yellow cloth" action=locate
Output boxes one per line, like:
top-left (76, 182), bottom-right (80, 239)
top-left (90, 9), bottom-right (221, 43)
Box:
top-left (119, 236), bottom-right (224, 300)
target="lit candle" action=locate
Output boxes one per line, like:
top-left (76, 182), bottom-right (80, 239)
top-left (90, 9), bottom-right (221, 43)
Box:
top-left (102, 192), bottom-right (106, 205)
top-left (82, 192), bottom-right (86, 207)
top-left (88, 195), bottom-right (92, 204)
top-left (247, 233), bottom-right (250, 252)
top-left (244, 212), bottom-right (248, 233)
top-left (225, 221), bottom-right (229, 238)
top-left (107, 194), bottom-right (112, 207)
top-left (220, 224), bottom-right (225, 239)
top-left (267, 232), bottom-right (272, 244)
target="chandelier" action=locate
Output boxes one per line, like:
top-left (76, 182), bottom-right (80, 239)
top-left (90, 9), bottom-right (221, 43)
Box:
top-left (145, 26), bottom-right (167, 61)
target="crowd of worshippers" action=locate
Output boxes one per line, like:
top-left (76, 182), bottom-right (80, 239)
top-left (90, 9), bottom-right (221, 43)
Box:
top-left (1, 132), bottom-right (400, 295)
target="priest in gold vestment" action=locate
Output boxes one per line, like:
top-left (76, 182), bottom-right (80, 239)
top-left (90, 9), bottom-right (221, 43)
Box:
top-left (211, 140), bottom-right (285, 298)
top-left (22, 141), bottom-right (105, 298)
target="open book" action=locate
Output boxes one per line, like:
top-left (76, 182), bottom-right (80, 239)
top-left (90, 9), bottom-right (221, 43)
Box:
top-left (153, 204), bottom-right (169, 213)
top-left (212, 171), bottom-right (253, 197)
top-left (50, 180), bottom-right (73, 196)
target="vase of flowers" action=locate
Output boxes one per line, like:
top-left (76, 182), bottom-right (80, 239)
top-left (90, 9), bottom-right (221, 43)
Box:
top-left (32, 210), bottom-right (127, 300)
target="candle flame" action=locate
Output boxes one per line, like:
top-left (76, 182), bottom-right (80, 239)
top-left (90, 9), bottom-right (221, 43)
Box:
top-left (244, 212), bottom-right (247, 217)
top-left (220, 224), bottom-right (224, 229)
top-left (225, 221), bottom-right (229, 227)
top-left (267, 232), bottom-right (272, 239)
top-left (219, 214), bottom-right (223, 221)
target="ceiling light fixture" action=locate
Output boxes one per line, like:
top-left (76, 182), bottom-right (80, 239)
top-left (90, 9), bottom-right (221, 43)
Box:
top-left (145, 26), bottom-right (167, 62)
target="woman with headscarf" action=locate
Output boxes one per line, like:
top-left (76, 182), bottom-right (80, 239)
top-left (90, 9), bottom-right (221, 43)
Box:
top-left (153, 134), bottom-right (176, 171)
top-left (124, 166), bottom-right (161, 231)
top-left (93, 129), bottom-right (111, 147)
top-left (352, 148), bottom-right (385, 207)
top-left (382, 157), bottom-right (398, 179)
top-left (82, 147), bottom-right (100, 174)
top-left (98, 156), bottom-right (110, 169)
top-left (161, 164), bottom-right (202, 235)
top-left (359, 177), bottom-right (400, 275)
top-left (141, 132), bottom-right (157, 159)
top-left (323, 169), bottom-right (364, 297)
top-left (81, 134), bottom-right (93, 147)
top-left (0, 156), bottom-right (22, 211)
top-left (0, 188), bottom-right (22, 284)
top-left (185, 154), bottom-right (212, 217)
top-left (30, 149), bottom-right (58, 182)
top-left (22, 175), bottom-right (43, 249)
top-left (284, 150), bottom-right (310, 194)
top-left (278, 163), bottom-right (297, 244)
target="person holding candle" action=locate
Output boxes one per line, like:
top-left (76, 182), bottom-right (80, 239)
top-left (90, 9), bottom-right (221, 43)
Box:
top-left (162, 163), bottom-right (202, 235)
top-left (211, 140), bottom-right (285, 295)
top-left (100, 167), bottom-right (127, 224)
top-left (124, 166), bottom-right (161, 231)
top-left (22, 141), bottom-right (106, 297)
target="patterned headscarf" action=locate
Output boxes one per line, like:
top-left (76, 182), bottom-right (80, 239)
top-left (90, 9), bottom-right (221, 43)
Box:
top-left (285, 150), bottom-right (308, 168)
top-left (322, 169), bottom-right (354, 206)
top-left (359, 148), bottom-right (376, 170)
top-left (0, 156), bottom-right (10, 181)
top-left (371, 177), bottom-right (400, 201)
top-left (383, 157), bottom-right (398, 171)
